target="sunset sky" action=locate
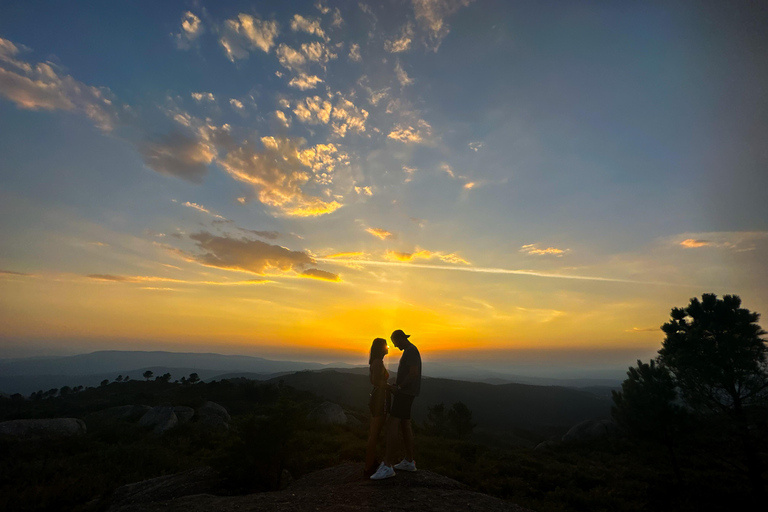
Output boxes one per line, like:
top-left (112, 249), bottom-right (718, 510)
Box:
top-left (1, 1), bottom-right (767, 372)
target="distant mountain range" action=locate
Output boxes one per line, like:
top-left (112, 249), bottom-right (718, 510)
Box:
top-left (0, 350), bottom-right (623, 396)
top-left (0, 350), bottom-right (354, 395)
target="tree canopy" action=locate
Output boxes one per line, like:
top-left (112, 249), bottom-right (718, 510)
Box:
top-left (658, 293), bottom-right (768, 414)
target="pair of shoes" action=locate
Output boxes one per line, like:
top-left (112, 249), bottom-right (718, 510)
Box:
top-left (370, 463), bottom-right (396, 480)
top-left (393, 458), bottom-right (417, 472)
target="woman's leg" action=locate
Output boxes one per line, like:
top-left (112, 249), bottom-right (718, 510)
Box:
top-left (365, 415), bottom-right (386, 471)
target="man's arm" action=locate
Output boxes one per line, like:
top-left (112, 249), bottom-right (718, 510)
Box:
top-left (393, 365), bottom-right (420, 392)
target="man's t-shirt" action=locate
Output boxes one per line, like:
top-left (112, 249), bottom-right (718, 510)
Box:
top-left (396, 341), bottom-right (422, 396)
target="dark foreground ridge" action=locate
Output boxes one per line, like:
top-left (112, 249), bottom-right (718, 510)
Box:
top-left (109, 462), bottom-right (534, 512)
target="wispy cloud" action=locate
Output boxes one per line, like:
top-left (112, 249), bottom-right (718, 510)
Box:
top-left (672, 231), bottom-right (768, 252)
top-left (388, 119), bottom-right (432, 143)
top-left (679, 239), bottom-right (711, 248)
top-left (288, 73), bottom-right (324, 90)
top-left (323, 251), bottom-right (366, 259)
top-left (348, 43), bottom-right (362, 62)
top-left (385, 23), bottom-right (414, 53)
top-left (317, 258), bottom-right (675, 285)
top-left (180, 201), bottom-right (226, 220)
top-left (290, 14), bottom-right (327, 41)
top-left (520, 244), bottom-right (570, 257)
top-left (366, 227), bottom-right (394, 240)
top-left (220, 14), bottom-right (279, 61)
top-left (0, 37), bottom-right (119, 131)
top-left (174, 11), bottom-right (204, 50)
top-left (0, 269), bottom-right (34, 277)
top-left (86, 273), bottom-right (270, 286)
top-left (384, 249), bottom-right (469, 264)
top-left (191, 91), bottom-right (216, 102)
top-left (412, 0), bottom-right (475, 51)
top-left (394, 61), bottom-right (413, 86)
top-left (139, 131), bottom-right (216, 183)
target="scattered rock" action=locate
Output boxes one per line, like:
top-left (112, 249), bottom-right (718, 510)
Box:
top-left (562, 418), bottom-right (618, 444)
top-left (108, 467), bottom-right (222, 510)
top-left (0, 418), bottom-right (86, 439)
top-left (139, 406), bottom-right (178, 434)
top-left (173, 406), bottom-right (194, 424)
top-left (196, 401), bottom-right (230, 431)
top-left (308, 401), bottom-right (347, 425)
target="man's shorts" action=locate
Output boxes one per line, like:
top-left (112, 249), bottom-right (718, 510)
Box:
top-left (390, 393), bottom-right (415, 420)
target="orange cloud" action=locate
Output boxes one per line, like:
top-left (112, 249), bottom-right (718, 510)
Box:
top-left (366, 227), bottom-right (394, 240)
top-left (680, 239), bottom-right (711, 248)
top-left (384, 249), bottom-right (469, 264)
top-left (300, 268), bottom-right (341, 282)
top-left (324, 251), bottom-right (366, 259)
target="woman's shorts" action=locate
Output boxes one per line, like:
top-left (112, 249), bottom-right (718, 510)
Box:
top-left (390, 393), bottom-right (415, 420)
top-left (369, 387), bottom-right (390, 417)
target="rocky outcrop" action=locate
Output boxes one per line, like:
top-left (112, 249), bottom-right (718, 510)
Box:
top-left (108, 467), bottom-right (222, 509)
top-left (108, 463), bottom-right (534, 512)
top-left (562, 418), bottom-right (618, 444)
top-left (173, 406), bottom-right (194, 424)
top-left (308, 401), bottom-right (347, 425)
top-left (196, 401), bottom-right (230, 431)
top-left (139, 406), bottom-right (178, 434)
top-left (0, 418), bottom-right (86, 439)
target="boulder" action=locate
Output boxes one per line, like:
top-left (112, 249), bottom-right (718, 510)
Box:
top-left (139, 406), bottom-right (178, 434)
top-left (196, 401), bottom-right (230, 431)
top-left (534, 439), bottom-right (560, 451)
top-left (308, 401), bottom-right (347, 425)
top-left (562, 418), bottom-right (618, 444)
top-left (0, 418), bottom-right (86, 439)
top-left (173, 406), bottom-right (194, 424)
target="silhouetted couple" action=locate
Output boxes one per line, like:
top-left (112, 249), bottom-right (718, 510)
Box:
top-left (365, 329), bottom-right (422, 480)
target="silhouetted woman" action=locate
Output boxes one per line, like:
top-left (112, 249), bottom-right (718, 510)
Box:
top-left (364, 337), bottom-right (390, 477)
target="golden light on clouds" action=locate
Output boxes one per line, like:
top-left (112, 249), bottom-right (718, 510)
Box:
top-left (520, 244), bottom-right (569, 256)
top-left (680, 238), bottom-right (711, 248)
top-left (366, 227), bottom-right (394, 240)
top-left (323, 251), bottom-right (366, 259)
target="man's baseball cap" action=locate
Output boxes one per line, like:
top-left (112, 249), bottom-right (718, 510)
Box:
top-left (390, 329), bottom-right (410, 340)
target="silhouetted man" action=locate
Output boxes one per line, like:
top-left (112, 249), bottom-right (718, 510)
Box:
top-left (370, 329), bottom-right (421, 480)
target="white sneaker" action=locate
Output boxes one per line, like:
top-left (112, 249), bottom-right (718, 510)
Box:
top-left (393, 458), bottom-right (417, 472)
top-left (370, 463), bottom-right (396, 480)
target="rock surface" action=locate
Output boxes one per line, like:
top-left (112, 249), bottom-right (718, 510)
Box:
top-left (139, 406), bottom-right (178, 434)
top-left (308, 401), bottom-right (347, 425)
top-left (0, 418), bottom-right (86, 439)
top-left (196, 401), bottom-right (230, 431)
top-left (108, 463), bottom-right (533, 512)
top-left (109, 467), bottom-right (222, 508)
top-left (562, 418), bottom-right (618, 443)
top-left (173, 406), bottom-right (194, 424)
